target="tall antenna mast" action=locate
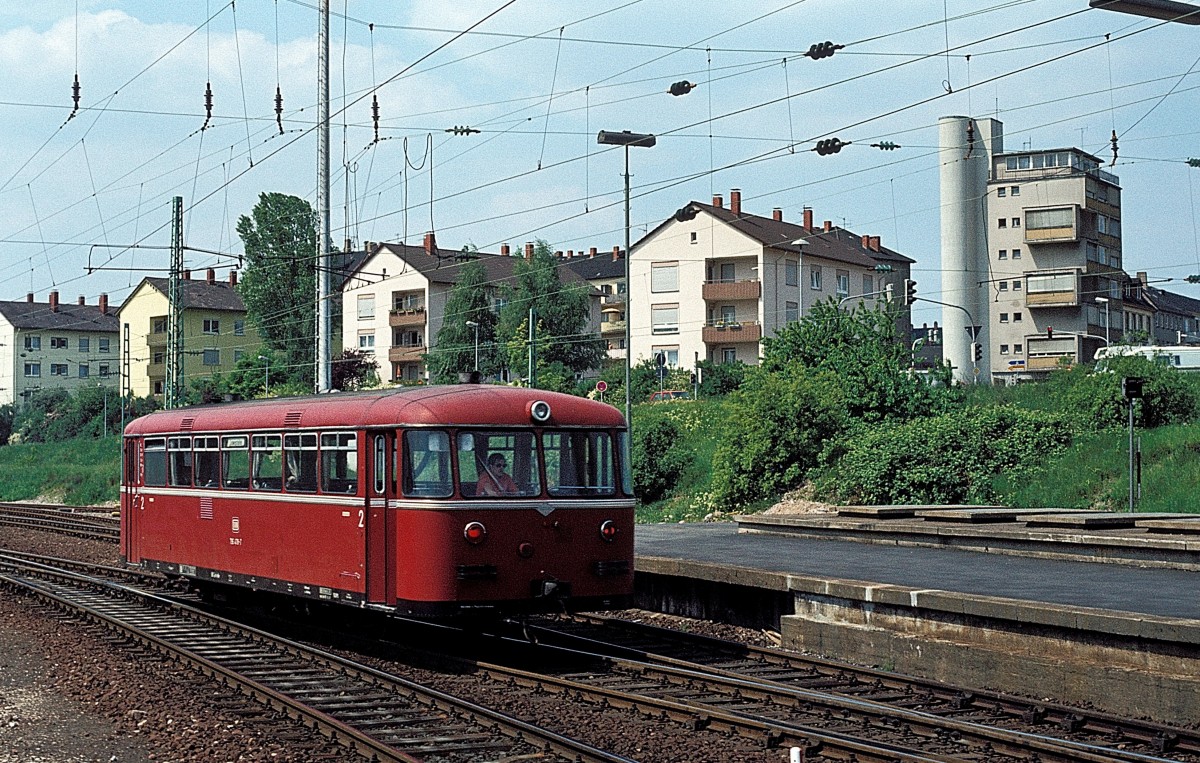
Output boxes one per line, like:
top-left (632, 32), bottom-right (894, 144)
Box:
top-left (167, 196), bottom-right (185, 408)
top-left (315, 0), bottom-right (333, 392)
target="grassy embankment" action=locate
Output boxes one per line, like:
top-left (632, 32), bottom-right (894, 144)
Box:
top-left (0, 436), bottom-right (121, 506)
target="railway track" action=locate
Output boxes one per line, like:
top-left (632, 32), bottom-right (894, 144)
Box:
top-left (0, 552), bottom-right (634, 763)
top-left (0, 502), bottom-right (119, 541)
top-left (520, 614), bottom-right (1200, 762)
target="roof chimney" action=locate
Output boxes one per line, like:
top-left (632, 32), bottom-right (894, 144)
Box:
top-left (555, 250), bottom-right (563, 259)
top-left (524, 242), bottom-right (534, 260)
top-left (730, 188), bottom-right (741, 216)
top-left (78, 295), bottom-right (86, 306)
top-left (1137, 271), bottom-right (1148, 286)
top-left (501, 243), bottom-right (510, 256)
top-left (772, 208), bottom-right (783, 222)
top-left (589, 247), bottom-right (597, 258)
top-left (344, 238), bottom-right (352, 253)
top-left (869, 236), bottom-right (880, 252)
top-left (861, 235), bottom-right (870, 249)
top-left (26, 292), bottom-right (33, 303)
top-left (423, 231), bottom-right (437, 257)
top-left (229, 271), bottom-right (238, 287)
top-left (183, 269), bottom-right (191, 280)
top-left (99, 294), bottom-right (109, 315)
top-left (803, 207), bottom-right (813, 230)
top-left (567, 249), bottom-right (574, 258)
top-left (206, 268), bottom-right (216, 284)
top-left (823, 220), bottom-right (832, 232)
top-left (712, 193), bottom-right (723, 208)
top-left (612, 246), bottom-right (621, 262)
top-left (49, 290), bottom-right (59, 312)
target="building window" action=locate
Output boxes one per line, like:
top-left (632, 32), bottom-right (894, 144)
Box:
top-left (24, 363), bottom-right (40, 377)
top-left (718, 263), bottom-right (735, 283)
top-left (153, 380), bottom-right (164, 395)
top-left (722, 348), bottom-right (737, 364)
top-left (1012, 217), bottom-right (1020, 228)
top-left (998, 218), bottom-right (1007, 228)
top-left (234, 350), bottom-right (245, 362)
top-left (1012, 247), bottom-right (1022, 259)
top-left (836, 270), bottom-right (850, 297)
top-left (1000, 313), bottom-right (1009, 323)
top-left (1013, 280), bottom-right (1022, 291)
top-left (651, 304), bottom-right (679, 334)
top-left (78, 364), bottom-right (89, 378)
top-left (651, 262), bottom-right (679, 292)
top-left (152, 351), bottom-right (165, 365)
top-left (1000, 344), bottom-right (1010, 355)
top-left (24, 335), bottom-right (41, 351)
top-left (1011, 185), bottom-right (1020, 196)
top-left (98, 338), bottom-right (110, 353)
top-left (78, 337), bottom-right (90, 353)
top-left (1026, 207), bottom-right (1073, 231)
top-left (202, 349), bottom-right (220, 366)
top-left (50, 337), bottom-right (68, 349)
top-left (719, 305), bottom-right (737, 324)
top-left (690, 231), bottom-right (698, 244)
top-left (98, 364), bottom-right (111, 377)
top-left (357, 293), bottom-right (375, 320)
top-left (785, 260), bottom-right (798, 287)
top-left (998, 249), bottom-right (1007, 260)
top-left (1014, 343), bottom-right (1023, 353)
top-left (1014, 312), bottom-right (1023, 322)
top-left (50, 363), bottom-right (68, 376)
top-left (997, 187), bottom-right (1006, 198)
top-left (652, 346), bottom-right (680, 366)
top-left (999, 282), bottom-right (1009, 292)
top-left (152, 317), bottom-right (167, 333)
top-left (358, 332), bottom-right (376, 350)
top-left (863, 274), bottom-right (874, 297)
top-left (203, 319), bottom-right (220, 335)
top-left (810, 266), bottom-right (822, 290)
top-left (234, 320), bottom-right (245, 336)
top-left (785, 301), bottom-right (799, 323)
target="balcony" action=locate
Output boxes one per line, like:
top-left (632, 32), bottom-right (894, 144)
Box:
top-left (702, 320), bottom-right (762, 345)
top-left (1025, 271), bottom-right (1080, 308)
top-left (600, 319), bottom-right (626, 335)
top-left (389, 307), bottom-right (427, 328)
top-left (389, 345), bottom-right (425, 363)
top-left (1024, 206), bottom-right (1079, 245)
top-left (147, 334), bottom-right (168, 349)
top-left (702, 279), bottom-right (761, 301)
top-left (602, 293), bottom-right (626, 307)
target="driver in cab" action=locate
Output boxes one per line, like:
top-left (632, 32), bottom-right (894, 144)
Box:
top-left (477, 452), bottom-right (519, 496)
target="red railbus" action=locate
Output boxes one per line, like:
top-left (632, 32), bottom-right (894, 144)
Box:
top-left (120, 385), bottom-right (634, 617)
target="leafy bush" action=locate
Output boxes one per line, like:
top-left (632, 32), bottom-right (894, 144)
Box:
top-left (709, 365), bottom-right (848, 508)
top-left (630, 405), bottom-right (694, 503)
top-left (1062, 355), bottom-right (1200, 430)
top-left (813, 406), bottom-right (1073, 505)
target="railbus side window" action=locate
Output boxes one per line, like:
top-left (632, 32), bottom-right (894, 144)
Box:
top-left (124, 440), bottom-right (137, 486)
top-left (284, 433), bottom-right (318, 492)
top-left (545, 431), bottom-right (615, 497)
top-left (193, 436), bottom-right (220, 488)
top-left (320, 432), bottom-right (358, 494)
top-left (221, 436), bottom-right (250, 489)
top-left (167, 436), bottom-right (193, 487)
top-left (402, 430), bottom-right (452, 498)
top-left (616, 431), bottom-right (633, 497)
top-left (251, 434), bottom-right (283, 491)
top-left (144, 438), bottom-right (167, 487)
top-left (457, 430), bottom-right (541, 498)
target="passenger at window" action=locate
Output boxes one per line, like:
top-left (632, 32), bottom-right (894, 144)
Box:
top-left (477, 453), bottom-right (518, 496)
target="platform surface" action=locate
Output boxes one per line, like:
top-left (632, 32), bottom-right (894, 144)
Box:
top-left (635, 522), bottom-right (1200, 620)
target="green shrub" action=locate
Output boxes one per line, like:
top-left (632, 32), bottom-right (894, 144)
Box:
top-left (813, 406), bottom-right (1073, 505)
top-left (710, 365), bottom-right (848, 508)
top-left (1062, 356), bottom-right (1199, 430)
top-left (631, 406), bottom-right (694, 503)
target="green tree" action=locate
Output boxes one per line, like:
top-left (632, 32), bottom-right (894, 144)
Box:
top-left (236, 193), bottom-right (317, 389)
top-left (497, 241), bottom-right (605, 383)
top-left (333, 349), bottom-right (380, 391)
top-left (426, 258), bottom-right (503, 383)
top-left (762, 299), bottom-right (949, 422)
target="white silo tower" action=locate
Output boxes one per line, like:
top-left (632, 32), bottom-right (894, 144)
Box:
top-left (938, 116), bottom-right (1002, 383)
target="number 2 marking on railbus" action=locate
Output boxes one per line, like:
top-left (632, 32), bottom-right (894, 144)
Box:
top-left (358, 509), bottom-right (365, 529)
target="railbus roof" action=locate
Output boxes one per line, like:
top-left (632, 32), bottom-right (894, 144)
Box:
top-left (124, 385), bottom-right (626, 436)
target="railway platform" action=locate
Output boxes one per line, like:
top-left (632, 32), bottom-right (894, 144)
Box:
top-left (633, 510), bottom-right (1200, 726)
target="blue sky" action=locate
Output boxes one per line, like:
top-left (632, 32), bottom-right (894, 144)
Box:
top-left (1, 1), bottom-right (1198, 327)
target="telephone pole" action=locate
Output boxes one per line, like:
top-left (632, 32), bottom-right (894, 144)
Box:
top-left (166, 196), bottom-right (185, 409)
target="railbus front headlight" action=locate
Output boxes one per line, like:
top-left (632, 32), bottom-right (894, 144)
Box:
top-left (464, 521), bottom-right (488, 545)
top-left (599, 519), bottom-right (618, 542)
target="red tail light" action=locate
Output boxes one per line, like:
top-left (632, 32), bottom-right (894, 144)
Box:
top-left (464, 521), bottom-right (487, 544)
top-left (599, 520), bottom-right (618, 542)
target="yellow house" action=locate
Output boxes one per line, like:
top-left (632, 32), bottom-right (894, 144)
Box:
top-left (119, 269), bottom-right (258, 399)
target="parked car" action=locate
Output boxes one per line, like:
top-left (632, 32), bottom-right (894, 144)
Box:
top-left (648, 390), bottom-right (689, 402)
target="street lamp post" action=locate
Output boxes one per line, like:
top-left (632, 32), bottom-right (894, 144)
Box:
top-left (1095, 297), bottom-right (1111, 346)
top-left (465, 320), bottom-right (480, 372)
top-left (257, 356), bottom-right (269, 395)
top-left (597, 129), bottom-right (656, 426)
